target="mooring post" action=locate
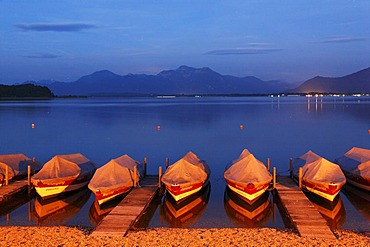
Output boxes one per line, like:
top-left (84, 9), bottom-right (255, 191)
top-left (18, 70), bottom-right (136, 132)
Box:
top-left (289, 158), bottom-right (293, 178)
top-left (27, 165), bottom-right (31, 186)
top-left (143, 157), bottom-right (147, 176)
top-left (267, 158), bottom-right (271, 171)
top-left (273, 167), bottom-right (276, 189)
top-left (5, 165), bottom-right (9, 186)
top-left (298, 167), bottom-right (303, 189)
top-left (158, 166), bottom-right (162, 188)
top-left (133, 165), bottom-right (137, 187)
top-left (165, 157), bottom-right (169, 169)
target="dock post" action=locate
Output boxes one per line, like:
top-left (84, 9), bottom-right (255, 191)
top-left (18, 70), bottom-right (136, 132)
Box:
top-left (272, 167), bottom-right (276, 189)
top-left (143, 157), bottom-right (147, 176)
top-left (133, 166), bottom-right (137, 187)
top-left (289, 158), bottom-right (293, 177)
top-left (267, 158), bottom-right (271, 171)
top-left (5, 165), bottom-right (9, 186)
top-left (27, 165), bottom-right (31, 186)
top-left (158, 166), bottom-right (162, 188)
top-left (298, 167), bottom-right (303, 189)
top-left (165, 157), bottom-right (169, 169)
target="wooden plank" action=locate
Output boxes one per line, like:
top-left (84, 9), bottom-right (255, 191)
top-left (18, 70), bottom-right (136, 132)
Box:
top-left (91, 176), bottom-right (159, 237)
top-left (0, 180), bottom-right (29, 202)
top-left (275, 176), bottom-right (336, 239)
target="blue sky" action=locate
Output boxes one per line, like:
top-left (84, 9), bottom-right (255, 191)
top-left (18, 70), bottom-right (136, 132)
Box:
top-left (1, 0), bottom-right (369, 84)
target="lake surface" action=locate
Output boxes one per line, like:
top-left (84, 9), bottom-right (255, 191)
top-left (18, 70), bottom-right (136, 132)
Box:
top-left (0, 96), bottom-right (369, 232)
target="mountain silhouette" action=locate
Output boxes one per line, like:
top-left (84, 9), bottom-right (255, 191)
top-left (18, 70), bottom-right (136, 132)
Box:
top-left (40, 66), bottom-right (292, 96)
top-left (292, 67), bottom-right (370, 93)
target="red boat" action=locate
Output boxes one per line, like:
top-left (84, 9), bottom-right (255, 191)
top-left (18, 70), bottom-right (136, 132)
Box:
top-left (335, 147), bottom-right (370, 191)
top-left (161, 152), bottom-right (210, 202)
top-left (292, 150), bottom-right (346, 201)
top-left (88, 154), bottom-right (143, 205)
top-left (224, 149), bottom-right (272, 204)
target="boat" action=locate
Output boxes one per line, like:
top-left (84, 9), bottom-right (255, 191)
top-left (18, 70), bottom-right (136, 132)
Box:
top-left (161, 183), bottom-right (210, 227)
top-left (224, 187), bottom-right (272, 227)
top-left (334, 147), bottom-right (370, 191)
top-left (292, 150), bottom-right (346, 201)
top-left (31, 153), bottom-right (96, 199)
top-left (0, 154), bottom-right (40, 186)
top-left (88, 154), bottom-right (144, 205)
top-left (223, 149), bottom-right (272, 204)
top-left (342, 183), bottom-right (370, 221)
top-left (161, 151), bottom-right (210, 202)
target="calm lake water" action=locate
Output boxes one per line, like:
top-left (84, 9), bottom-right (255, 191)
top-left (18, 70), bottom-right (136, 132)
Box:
top-left (0, 96), bottom-right (369, 232)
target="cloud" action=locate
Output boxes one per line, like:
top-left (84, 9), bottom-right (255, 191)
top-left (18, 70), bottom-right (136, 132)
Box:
top-left (15, 23), bottom-right (97, 32)
top-left (322, 36), bottom-right (366, 43)
top-left (24, 53), bottom-right (61, 59)
top-left (205, 44), bottom-right (283, 55)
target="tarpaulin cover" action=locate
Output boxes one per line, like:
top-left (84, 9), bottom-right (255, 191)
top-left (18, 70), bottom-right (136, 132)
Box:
top-left (293, 150), bottom-right (346, 188)
top-left (335, 147), bottom-right (370, 179)
top-left (161, 151), bottom-right (210, 187)
top-left (32, 153), bottom-right (95, 184)
top-left (224, 149), bottom-right (272, 186)
top-left (0, 154), bottom-right (33, 179)
top-left (88, 154), bottom-right (143, 194)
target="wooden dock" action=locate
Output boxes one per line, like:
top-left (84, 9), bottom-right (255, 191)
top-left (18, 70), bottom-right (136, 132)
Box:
top-left (274, 176), bottom-right (336, 239)
top-left (0, 180), bottom-right (30, 203)
top-left (91, 175), bottom-right (160, 237)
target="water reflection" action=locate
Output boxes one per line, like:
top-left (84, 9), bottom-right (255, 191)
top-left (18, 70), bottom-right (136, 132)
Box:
top-left (305, 192), bottom-right (346, 229)
top-left (32, 188), bottom-right (91, 225)
top-left (342, 184), bottom-right (370, 221)
top-left (224, 188), bottom-right (272, 227)
top-left (88, 194), bottom-right (127, 226)
top-left (161, 184), bottom-right (210, 227)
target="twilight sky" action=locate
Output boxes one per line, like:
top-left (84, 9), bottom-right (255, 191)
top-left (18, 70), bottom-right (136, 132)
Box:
top-left (1, 0), bottom-right (369, 84)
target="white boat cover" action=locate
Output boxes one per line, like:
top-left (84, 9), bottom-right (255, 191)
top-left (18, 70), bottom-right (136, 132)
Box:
top-left (293, 150), bottom-right (346, 187)
top-left (88, 154), bottom-right (143, 194)
top-left (0, 154), bottom-right (33, 179)
top-left (32, 153), bottom-right (95, 184)
top-left (335, 147), bottom-right (370, 179)
top-left (224, 149), bottom-right (272, 186)
top-left (161, 152), bottom-right (209, 187)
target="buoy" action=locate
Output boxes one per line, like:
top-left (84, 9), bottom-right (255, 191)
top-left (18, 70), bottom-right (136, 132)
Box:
top-left (239, 124), bottom-right (244, 130)
top-left (157, 125), bottom-right (161, 130)
top-left (31, 123), bottom-right (35, 129)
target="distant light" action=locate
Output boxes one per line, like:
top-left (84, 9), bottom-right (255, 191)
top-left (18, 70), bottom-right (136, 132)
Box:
top-left (368, 129), bottom-right (370, 135)
top-left (31, 123), bottom-right (35, 129)
top-left (239, 124), bottom-right (244, 130)
top-left (157, 125), bottom-right (161, 130)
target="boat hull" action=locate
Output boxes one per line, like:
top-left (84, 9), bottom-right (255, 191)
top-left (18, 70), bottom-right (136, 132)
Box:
top-left (342, 170), bottom-right (370, 191)
top-left (165, 181), bottom-right (208, 202)
top-left (34, 180), bottom-right (89, 199)
top-left (94, 187), bottom-right (131, 205)
top-left (225, 179), bottom-right (270, 204)
top-left (302, 179), bottom-right (342, 202)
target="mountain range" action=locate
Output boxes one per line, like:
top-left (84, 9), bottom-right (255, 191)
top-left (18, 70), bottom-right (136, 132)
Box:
top-left (31, 66), bottom-right (293, 96)
top-left (27, 65), bottom-right (370, 96)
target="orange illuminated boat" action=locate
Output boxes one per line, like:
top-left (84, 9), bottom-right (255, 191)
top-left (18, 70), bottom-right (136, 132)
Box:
top-left (88, 154), bottom-right (143, 205)
top-left (292, 150), bottom-right (346, 201)
top-left (161, 152), bottom-right (210, 202)
top-left (335, 147), bottom-right (370, 191)
top-left (224, 149), bottom-right (272, 204)
top-left (31, 153), bottom-right (96, 199)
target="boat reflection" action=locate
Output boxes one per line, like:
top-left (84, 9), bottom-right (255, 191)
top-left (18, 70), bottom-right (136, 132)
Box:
top-left (161, 183), bottom-right (210, 227)
top-left (224, 187), bottom-right (272, 227)
top-left (304, 192), bottom-right (346, 229)
top-left (342, 184), bottom-right (370, 221)
top-left (88, 193), bottom-right (127, 226)
top-left (32, 188), bottom-right (91, 225)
